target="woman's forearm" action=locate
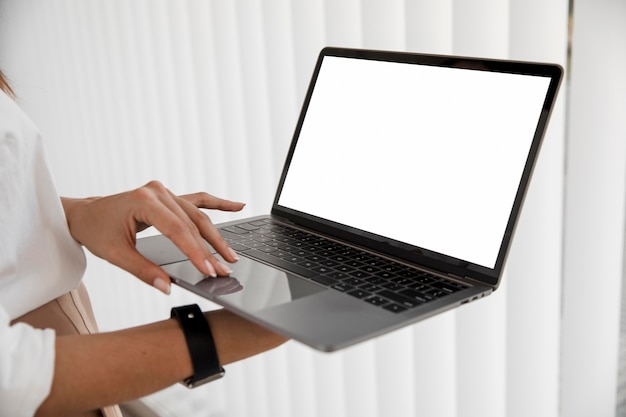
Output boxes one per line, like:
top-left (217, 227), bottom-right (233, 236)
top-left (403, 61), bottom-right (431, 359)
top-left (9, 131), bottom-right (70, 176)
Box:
top-left (36, 310), bottom-right (287, 416)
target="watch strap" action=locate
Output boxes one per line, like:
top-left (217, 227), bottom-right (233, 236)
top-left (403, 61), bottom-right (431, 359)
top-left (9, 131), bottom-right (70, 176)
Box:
top-left (171, 304), bottom-right (225, 388)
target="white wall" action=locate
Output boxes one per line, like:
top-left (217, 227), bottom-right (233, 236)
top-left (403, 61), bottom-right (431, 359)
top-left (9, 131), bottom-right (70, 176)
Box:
top-left (1, 1), bottom-right (608, 416)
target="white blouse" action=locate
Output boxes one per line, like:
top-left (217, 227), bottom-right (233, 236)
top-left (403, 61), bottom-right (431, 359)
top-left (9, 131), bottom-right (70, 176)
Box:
top-left (0, 90), bottom-right (87, 416)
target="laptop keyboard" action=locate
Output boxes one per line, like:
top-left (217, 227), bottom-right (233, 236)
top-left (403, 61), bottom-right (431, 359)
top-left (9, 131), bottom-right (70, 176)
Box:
top-left (220, 218), bottom-right (468, 313)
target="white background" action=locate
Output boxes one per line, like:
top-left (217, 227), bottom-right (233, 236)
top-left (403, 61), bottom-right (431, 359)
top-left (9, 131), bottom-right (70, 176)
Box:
top-left (0, 1), bottom-right (624, 417)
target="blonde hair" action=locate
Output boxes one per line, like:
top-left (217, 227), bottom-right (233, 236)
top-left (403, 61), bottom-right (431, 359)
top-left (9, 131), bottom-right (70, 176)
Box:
top-left (0, 71), bottom-right (15, 98)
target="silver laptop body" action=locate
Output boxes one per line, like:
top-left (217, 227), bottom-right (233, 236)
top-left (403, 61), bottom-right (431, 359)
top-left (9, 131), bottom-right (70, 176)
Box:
top-left (137, 47), bottom-right (563, 352)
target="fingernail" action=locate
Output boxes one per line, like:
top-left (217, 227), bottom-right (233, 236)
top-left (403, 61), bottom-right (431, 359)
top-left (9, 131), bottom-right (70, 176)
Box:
top-left (217, 261), bottom-right (233, 275)
top-left (228, 247), bottom-right (239, 261)
top-left (205, 260), bottom-right (217, 277)
top-left (153, 277), bottom-right (171, 295)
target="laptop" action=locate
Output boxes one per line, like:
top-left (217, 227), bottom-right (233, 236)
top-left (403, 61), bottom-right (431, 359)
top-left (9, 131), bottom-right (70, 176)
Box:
top-left (137, 47), bottom-right (563, 352)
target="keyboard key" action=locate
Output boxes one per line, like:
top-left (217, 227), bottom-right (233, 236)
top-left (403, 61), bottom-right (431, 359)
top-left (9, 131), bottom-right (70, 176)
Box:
top-left (381, 264), bottom-right (402, 273)
top-left (383, 282), bottom-right (404, 291)
top-left (283, 256), bottom-right (304, 264)
top-left (222, 226), bottom-right (251, 235)
top-left (269, 250), bottom-right (289, 258)
top-left (237, 223), bottom-right (260, 231)
top-left (377, 290), bottom-right (420, 308)
top-left (331, 282), bottom-right (354, 292)
top-left (359, 283), bottom-right (382, 292)
top-left (350, 271), bottom-right (373, 279)
top-left (312, 266), bottom-right (333, 274)
top-left (257, 246), bottom-right (276, 253)
top-left (347, 289), bottom-right (372, 299)
top-left (365, 276), bottom-right (387, 285)
top-left (312, 275), bottom-right (339, 287)
top-left (398, 288), bottom-right (428, 303)
top-left (424, 289), bottom-right (447, 299)
top-left (335, 265), bottom-right (356, 273)
top-left (364, 295), bottom-right (389, 306)
top-left (306, 254), bottom-right (323, 262)
top-left (389, 277), bottom-right (415, 286)
top-left (406, 282), bottom-right (428, 291)
top-left (376, 271), bottom-right (398, 279)
top-left (229, 243), bottom-right (250, 251)
top-left (431, 281), bottom-right (461, 294)
top-left (298, 260), bottom-right (321, 269)
top-left (365, 258), bottom-right (387, 267)
top-left (416, 275), bottom-right (437, 284)
top-left (398, 269), bottom-right (420, 278)
top-left (342, 278), bottom-right (364, 286)
top-left (328, 271), bottom-right (350, 280)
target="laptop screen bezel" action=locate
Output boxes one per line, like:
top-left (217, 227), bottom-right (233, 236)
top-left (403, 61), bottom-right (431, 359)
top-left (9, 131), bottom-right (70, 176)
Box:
top-left (270, 47), bottom-right (563, 287)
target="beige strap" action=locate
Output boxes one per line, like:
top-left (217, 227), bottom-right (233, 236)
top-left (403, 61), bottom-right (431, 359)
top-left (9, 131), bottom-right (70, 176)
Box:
top-left (12, 282), bottom-right (123, 417)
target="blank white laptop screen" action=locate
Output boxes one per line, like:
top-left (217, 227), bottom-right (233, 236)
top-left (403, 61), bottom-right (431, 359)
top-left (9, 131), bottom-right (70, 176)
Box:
top-left (277, 56), bottom-right (552, 269)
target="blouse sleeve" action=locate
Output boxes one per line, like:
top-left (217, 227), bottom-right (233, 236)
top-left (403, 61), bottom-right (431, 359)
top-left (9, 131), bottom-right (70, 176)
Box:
top-left (0, 304), bottom-right (55, 417)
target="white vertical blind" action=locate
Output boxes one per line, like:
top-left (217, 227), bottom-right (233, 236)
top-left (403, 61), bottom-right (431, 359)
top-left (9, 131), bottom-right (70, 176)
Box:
top-left (505, 2), bottom-right (569, 417)
top-left (0, 1), bottom-right (581, 416)
top-left (561, 0), bottom-right (626, 416)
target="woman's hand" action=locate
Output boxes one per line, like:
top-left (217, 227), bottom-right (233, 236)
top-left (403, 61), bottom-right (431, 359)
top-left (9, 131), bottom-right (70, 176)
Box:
top-left (61, 181), bottom-right (245, 294)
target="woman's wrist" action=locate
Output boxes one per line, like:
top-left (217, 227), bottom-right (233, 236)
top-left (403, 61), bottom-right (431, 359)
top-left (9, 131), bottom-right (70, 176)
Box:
top-left (60, 197), bottom-right (98, 243)
top-left (205, 310), bottom-right (288, 366)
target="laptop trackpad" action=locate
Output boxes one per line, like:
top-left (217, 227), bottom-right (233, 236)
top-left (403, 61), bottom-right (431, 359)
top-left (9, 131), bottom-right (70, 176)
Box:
top-left (162, 255), bottom-right (326, 312)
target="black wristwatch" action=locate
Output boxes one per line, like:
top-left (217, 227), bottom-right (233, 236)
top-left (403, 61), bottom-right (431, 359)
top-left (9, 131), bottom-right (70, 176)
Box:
top-left (170, 304), bottom-right (225, 388)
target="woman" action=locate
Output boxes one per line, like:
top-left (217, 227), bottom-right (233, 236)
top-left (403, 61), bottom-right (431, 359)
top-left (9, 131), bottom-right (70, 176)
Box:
top-left (0, 71), bottom-right (287, 417)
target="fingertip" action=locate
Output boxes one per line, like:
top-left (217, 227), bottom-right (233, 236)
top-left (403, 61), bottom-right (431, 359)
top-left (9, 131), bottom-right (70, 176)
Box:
top-left (227, 247), bottom-right (240, 261)
top-left (217, 261), bottom-right (233, 275)
top-left (226, 201), bottom-right (245, 212)
top-left (204, 259), bottom-right (217, 277)
top-left (153, 276), bottom-right (171, 295)
top-left (125, 252), bottom-right (172, 294)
